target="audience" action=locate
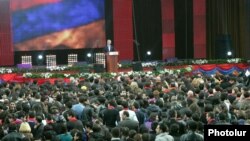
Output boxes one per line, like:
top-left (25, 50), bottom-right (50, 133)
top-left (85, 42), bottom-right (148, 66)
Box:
top-left (0, 70), bottom-right (249, 141)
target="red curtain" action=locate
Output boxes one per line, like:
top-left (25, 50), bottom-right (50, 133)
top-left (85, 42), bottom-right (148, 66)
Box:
top-left (161, 0), bottom-right (175, 60)
top-left (0, 0), bottom-right (14, 66)
top-left (193, 0), bottom-right (206, 58)
top-left (113, 0), bottom-right (133, 61)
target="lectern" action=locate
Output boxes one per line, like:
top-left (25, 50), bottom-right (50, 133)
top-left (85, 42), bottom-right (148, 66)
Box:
top-left (106, 51), bottom-right (119, 72)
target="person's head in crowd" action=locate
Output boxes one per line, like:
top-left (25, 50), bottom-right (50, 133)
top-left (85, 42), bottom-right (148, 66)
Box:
top-left (65, 100), bottom-right (73, 109)
top-left (108, 100), bottom-right (116, 108)
top-left (169, 123), bottom-right (179, 136)
top-left (139, 125), bottom-right (149, 134)
top-left (97, 95), bottom-right (106, 105)
top-left (28, 111), bottom-right (36, 119)
top-left (130, 102), bottom-right (139, 113)
top-left (122, 111), bottom-right (129, 120)
top-left (59, 124), bottom-right (68, 134)
top-left (162, 93), bottom-right (169, 102)
top-left (210, 96), bottom-right (221, 105)
top-left (153, 90), bottom-right (160, 99)
top-left (9, 101), bottom-right (16, 112)
top-left (133, 133), bottom-right (142, 141)
top-left (187, 90), bottom-right (194, 98)
top-left (78, 95), bottom-right (87, 104)
top-left (220, 92), bottom-right (228, 101)
top-left (43, 130), bottom-right (59, 141)
top-left (198, 91), bottom-right (206, 99)
top-left (186, 120), bottom-right (198, 132)
top-left (67, 110), bottom-right (76, 120)
top-left (73, 130), bottom-right (82, 141)
top-left (215, 85), bottom-right (222, 92)
top-left (141, 133), bottom-right (151, 141)
top-left (189, 103), bottom-right (201, 115)
top-left (92, 123), bottom-right (101, 132)
top-left (85, 122), bottom-right (93, 133)
top-left (204, 103), bottom-right (213, 113)
top-left (156, 122), bottom-right (168, 134)
top-left (148, 112), bottom-right (159, 122)
top-left (46, 114), bottom-right (55, 124)
top-left (243, 91), bottom-right (250, 98)
top-left (120, 127), bottom-right (129, 139)
top-left (191, 113), bottom-right (200, 122)
top-left (155, 99), bottom-right (164, 108)
top-left (19, 122), bottom-right (31, 133)
top-left (36, 116), bottom-right (43, 124)
top-left (186, 98), bottom-right (194, 107)
top-left (8, 123), bottom-right (17, 133)
top-left (41, 96), bottom-right (49, 105)
top-left (111, 127), bottom-right (120, 138)
top-left (199, 83), bottom-right (204, 91)
top-left (197, 100), bottom-right (204, 109)
top-left (168, 109), bottom-right (177, 119)
top-left (194, 88), bottom-right (200, 96)
top-left (151, 121), bottom-right (159, 132)
top-left (121, 101), bottom-right (129, 109)
top-left (218, 112), bottom-right (227, 121)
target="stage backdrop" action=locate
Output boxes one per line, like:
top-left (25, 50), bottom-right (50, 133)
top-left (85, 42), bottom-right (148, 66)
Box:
top-left (11, 0), bottom-right (106, 51)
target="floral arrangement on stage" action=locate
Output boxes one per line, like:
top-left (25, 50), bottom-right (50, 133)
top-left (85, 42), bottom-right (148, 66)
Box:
top-left (22, 66), bottom-right (193, 79)
top-left (0, 58), bottom-right (248, 80)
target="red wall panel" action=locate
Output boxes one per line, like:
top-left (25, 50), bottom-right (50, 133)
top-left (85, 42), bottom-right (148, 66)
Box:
top-left (113, 0), bottom-right (133, 61)
top-left (193, 0), bottom-right (206, 58)
top-left (161, 0), bottom-right (175, 60)
top-left (0, 0), bottom-right (14, 66)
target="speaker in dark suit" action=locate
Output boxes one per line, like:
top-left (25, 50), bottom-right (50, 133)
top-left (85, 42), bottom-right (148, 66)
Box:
top-left (103, 39), bottom-right (115, 52)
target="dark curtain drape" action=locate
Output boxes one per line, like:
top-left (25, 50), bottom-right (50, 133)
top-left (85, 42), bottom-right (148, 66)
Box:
top-left (207, 0), bottom-right (250, 59)
top-left (105, 0), bottom-right (114, 41)
top-left (133, 0), bottom-right (162, 61)
top-left (174, 0), bottom-right (193, 59)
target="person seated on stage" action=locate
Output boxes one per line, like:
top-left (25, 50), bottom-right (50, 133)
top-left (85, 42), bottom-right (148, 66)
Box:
top-left (104, 39), bottom-right (115, 52)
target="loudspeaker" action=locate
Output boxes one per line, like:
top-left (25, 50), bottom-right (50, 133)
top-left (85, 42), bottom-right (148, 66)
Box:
top-left (132, 62), bottom-right (143, 71)
top-left (94, 64), bottom-right (105, 73)
top-left (215, 35), bottom-right (232, 59)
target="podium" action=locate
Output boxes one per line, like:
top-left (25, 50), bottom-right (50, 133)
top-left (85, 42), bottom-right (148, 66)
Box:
top-left (106, 51), bottom-right (119, 72)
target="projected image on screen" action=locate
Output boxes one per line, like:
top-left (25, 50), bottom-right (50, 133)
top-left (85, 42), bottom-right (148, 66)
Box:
top-left (11, 0), bottom-right (106, 51)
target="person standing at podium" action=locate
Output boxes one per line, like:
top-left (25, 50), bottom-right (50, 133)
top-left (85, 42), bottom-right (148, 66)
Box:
top-left (104, 39), bottom-right (115, 52)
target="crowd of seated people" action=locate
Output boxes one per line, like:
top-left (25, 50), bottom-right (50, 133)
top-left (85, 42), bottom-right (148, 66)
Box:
top-left (0, 71), bottom-right (249, 141)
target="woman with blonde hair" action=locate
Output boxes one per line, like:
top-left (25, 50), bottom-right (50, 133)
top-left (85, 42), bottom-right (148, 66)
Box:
top-left (19, 122), bottom-right (33, 141)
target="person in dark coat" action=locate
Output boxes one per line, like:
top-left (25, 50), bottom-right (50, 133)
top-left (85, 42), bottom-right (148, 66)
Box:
top-left (103, 100), bottom-right (120, 130)
top-left (33, 116), bottom-right (44, 140)
top-left (111, 127), bottom-right (121, 141)
top-left (118, 111), bottom-right (139, 131)
top-left (1, 124), bottom-right (23, 141)
top-left (103, 39), bottom-right (115, 52)
top-left (66, 110), bottom-right (84, 132)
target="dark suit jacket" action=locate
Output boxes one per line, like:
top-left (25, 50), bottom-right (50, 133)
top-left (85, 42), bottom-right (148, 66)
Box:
top-left (118, 118), bottom-right (139, 131)
top-left (103, 45), bottom-right (115, 52)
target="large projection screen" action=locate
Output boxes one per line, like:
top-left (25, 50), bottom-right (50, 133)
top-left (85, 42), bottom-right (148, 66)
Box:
top-left (11, 0), bottom-right (106, 51)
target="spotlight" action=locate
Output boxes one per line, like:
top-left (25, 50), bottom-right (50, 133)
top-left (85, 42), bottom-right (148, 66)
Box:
top-left (227, 51), bottom-right (232, 56)
top-left (38, 54), bottom-right (43, 60)
top-left (147, 51), bottom-right (151, 56)
top-left (87, 53), bottom-right (92, 58)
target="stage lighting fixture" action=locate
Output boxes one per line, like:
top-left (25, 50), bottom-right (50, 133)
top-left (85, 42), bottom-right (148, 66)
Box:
top-left (38, 54), bottom-right (43, 60)
top-left (87, 53), bottom-right (92, 58)
top-left (147, 51), bottom-right (151, 56)
top-left (227, 51), bottom-right (232, 56)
